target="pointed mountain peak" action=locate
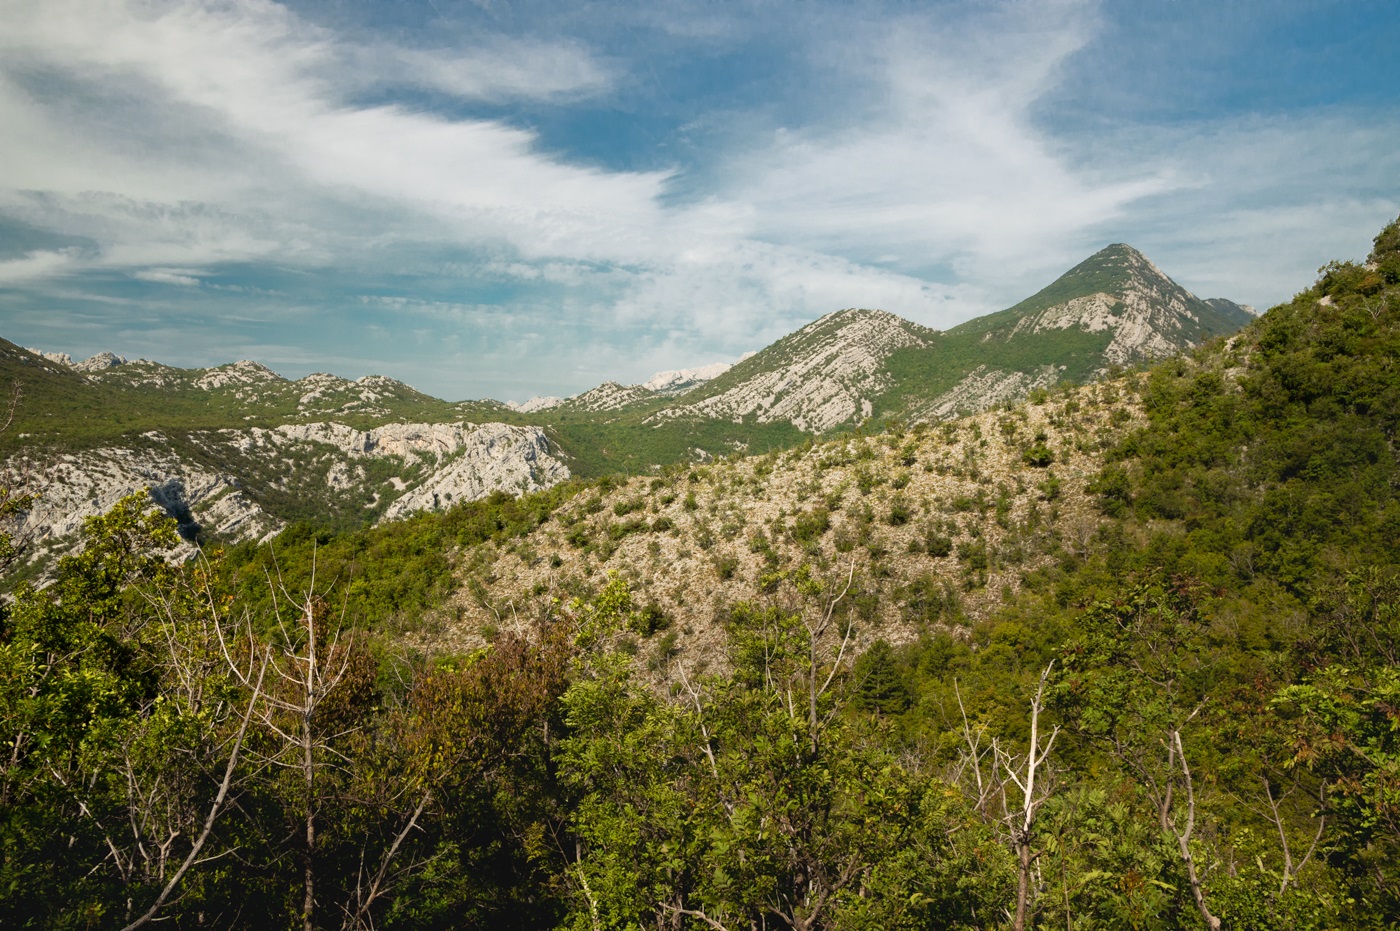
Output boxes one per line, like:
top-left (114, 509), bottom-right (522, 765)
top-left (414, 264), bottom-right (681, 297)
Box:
top-left (952, 244), bottom-right (1250, 367)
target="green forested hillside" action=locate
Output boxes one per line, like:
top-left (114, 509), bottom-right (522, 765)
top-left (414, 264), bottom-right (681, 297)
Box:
top-left (2, 216), bottom-right (1397, 930)
top-left (0, 342), bottom-right (486, 453)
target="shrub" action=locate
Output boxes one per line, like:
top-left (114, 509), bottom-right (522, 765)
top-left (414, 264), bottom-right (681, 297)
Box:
top-left (1022, 444), bottom-right (1054, 468)
top-left (791, 507), bottom-right (831, 543)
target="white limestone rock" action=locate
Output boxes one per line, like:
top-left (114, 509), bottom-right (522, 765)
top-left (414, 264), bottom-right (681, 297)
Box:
top-left (563, 382), bottom-right (657, 412)
top-left (380, 423), bottom-right (568, 521)
top-left (509, 396), bottom-right (566, 413)
top-left (643, 360), bottom-right (735, 394)
top-left (25, 348), bottom-right (74, 367)
top-left (194, 360), bottom-right (281, 390)
top-left (657, 309), bottom-right (934, 433)
top-left (73, 351), bottom-right (128, 372)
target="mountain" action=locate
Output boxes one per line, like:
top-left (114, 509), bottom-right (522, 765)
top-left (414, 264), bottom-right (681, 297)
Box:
top-left (0, 342), bottom-right (569, 576)
top-left (649, 243), bottom-right (1250, 432)
top-left (945, 244), bottom-right (1254, 365)
top-left (417, 247), bottom-right (1270, 658)
top-left (654, 309), bottom-right (937, 432)
top-left (872, 243), bottom-right (1255, 422)
top-left (1, 243), bottom-right (1250, 576)
top-left (508, 358), bottom-right (743, 415)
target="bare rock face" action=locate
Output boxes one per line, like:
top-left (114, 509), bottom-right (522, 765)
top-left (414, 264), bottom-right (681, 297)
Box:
top-left (380, 423), bottom-right (568, 521)
top-left (5, 421), bottom-right (570, 574)
top-left (7, 438), bottom-right (280, 568)
top-left (72, 351), bottom-right (128, 372)
top-left (657, 309), bottom-right (935, 433)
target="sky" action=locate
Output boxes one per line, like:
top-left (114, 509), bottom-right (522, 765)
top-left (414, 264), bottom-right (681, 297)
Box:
top-left (1, 0), bottom-right (1397, 402)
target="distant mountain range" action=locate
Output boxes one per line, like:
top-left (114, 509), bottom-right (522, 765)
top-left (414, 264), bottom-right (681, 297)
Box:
top-left (0, 243), bottom-right (1252, 575)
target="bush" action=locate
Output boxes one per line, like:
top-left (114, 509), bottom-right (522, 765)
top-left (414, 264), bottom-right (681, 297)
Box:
top-left (791, 507), bottom-right (831, 543)
top-left (1088, 464), bottom-right (1131, 516)
top-left (1022, 444), bottom-right (1054, 468)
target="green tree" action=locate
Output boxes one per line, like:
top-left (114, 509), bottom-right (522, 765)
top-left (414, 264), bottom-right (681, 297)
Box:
top-left (1056, 578), bottom-right (1227, 930)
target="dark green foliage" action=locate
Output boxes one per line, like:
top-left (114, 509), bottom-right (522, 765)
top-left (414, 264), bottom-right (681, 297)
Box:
top-left (1021, 444), bottom-right (1054, 467)
top-left (1087, 463), bottom-right (1131, 516)
top-left (853, 639), bottom-right (909, 714)
top-left (219, 480), bottom-right (594, 632)
top-left (920, 523), bottom-right (954, 557)
top-left (791, 505), bottom-right (831, 543)
top-left (0, 497), bottom-right (571, 930)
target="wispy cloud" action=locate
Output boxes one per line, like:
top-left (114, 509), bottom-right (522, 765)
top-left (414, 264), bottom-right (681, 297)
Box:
top-left (0, 248), bottom-right (83, 283)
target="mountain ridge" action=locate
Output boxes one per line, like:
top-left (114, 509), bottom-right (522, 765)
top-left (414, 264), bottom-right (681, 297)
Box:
top-left (2, 242), bottom-right (1252, 577)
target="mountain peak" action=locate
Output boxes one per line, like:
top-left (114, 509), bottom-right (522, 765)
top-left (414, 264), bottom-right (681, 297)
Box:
top-left (655, 308), bottom-right (936, 433)
top-left (952, 243), bottom-right (1249, 367)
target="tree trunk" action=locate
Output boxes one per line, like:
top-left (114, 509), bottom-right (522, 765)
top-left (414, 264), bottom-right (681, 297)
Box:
top-left (1014, 833), bottom-right (1032, 931)
top-left (302, 699), bottom-right (316, 931)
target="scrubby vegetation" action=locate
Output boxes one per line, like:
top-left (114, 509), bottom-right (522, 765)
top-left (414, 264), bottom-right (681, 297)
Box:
top-left (3, 216), bottom-right (1400, 929)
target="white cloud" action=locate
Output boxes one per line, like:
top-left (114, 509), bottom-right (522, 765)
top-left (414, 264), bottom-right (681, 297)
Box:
top-left (384, 40), bottom-right (615, 102)
top-left (0, 0), bottom-right (668, 273)
top-left (721, 2), bottom-right (1176, 284)
top-left (132, 267), bottom-right (202, 287)
top-left (0, 248), bottom-right (83, 283)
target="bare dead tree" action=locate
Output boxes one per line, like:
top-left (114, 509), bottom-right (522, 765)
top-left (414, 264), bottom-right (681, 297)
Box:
top-left (1140, 718), bottom-right (1221, 931)
top-left (220, 551), bottom-right (359, 931)
top-left (951, 664), bottom-right (1060, 931)
top-left (803, 559), bottom-right (856, 753)
top-left (952, 678), bottom-right (995, 818)
top-left (1259, 776), bottom-right (1327, 899)
top-left (995, 663), bottom-right (1060, 931)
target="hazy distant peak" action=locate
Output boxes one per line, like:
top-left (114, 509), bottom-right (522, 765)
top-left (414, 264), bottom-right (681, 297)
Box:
top-left (508, 396), bottom-right (565, 413)
top-left (1204, 297), bottom-right (1258, 318)
top-left (644, 360), bottom-right (736, 394)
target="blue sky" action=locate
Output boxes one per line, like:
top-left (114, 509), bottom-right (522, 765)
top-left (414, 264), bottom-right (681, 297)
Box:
top-left (1, 0), bottom-right (1396, 402)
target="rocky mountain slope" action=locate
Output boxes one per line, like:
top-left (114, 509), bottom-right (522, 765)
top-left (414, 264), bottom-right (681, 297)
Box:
top-left (608, 244), bottom-right (1248, 437)
top-left (419, 374), bottom-right (1147, 668)
top-left (946, 244), bottom-right (1254, 365)
top-left (4, 415), bottom-right (567, 577)
top-left (655, 309), bottom-right (937, 432)
top-left (871, 243), bottom-right (1254, 424)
